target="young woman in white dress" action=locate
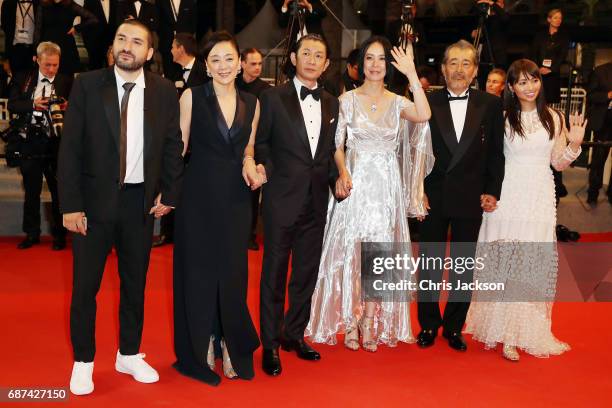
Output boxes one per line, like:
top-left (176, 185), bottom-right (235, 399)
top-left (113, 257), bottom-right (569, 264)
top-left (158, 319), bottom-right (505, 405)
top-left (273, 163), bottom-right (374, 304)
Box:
top-left (305, 36), bottom-right (433, 352)
top-left (465, 59), bottom-right (586, 361)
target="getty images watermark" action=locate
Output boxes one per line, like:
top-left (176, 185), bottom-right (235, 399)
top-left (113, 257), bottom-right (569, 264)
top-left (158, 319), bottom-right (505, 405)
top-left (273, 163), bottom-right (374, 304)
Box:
top-left (360, 242), bottom-right (612, 303)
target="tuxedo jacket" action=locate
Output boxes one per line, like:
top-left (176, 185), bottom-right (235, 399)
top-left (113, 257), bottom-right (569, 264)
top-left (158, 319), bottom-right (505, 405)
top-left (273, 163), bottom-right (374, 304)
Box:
top-left (174, 59), bottom-right (207, 93)
top-left (425, 88), bottom-right (505, 219)
top-left (58, 67), bottom-right (184, 220)
top-left (116, 0), bottom-right (158, 31)
top-left (156, 0), bottom-right (197, 49)
top-left (82, 0), bottom-right (117, 50)
top-left (8, 69), bottom-right (73, 118)
top-left (587, 62), bottom-right (612, 132)
top-left (255, 81), bottom-right (339, 227)
top-left (1, 0), bottom-right (39, 55)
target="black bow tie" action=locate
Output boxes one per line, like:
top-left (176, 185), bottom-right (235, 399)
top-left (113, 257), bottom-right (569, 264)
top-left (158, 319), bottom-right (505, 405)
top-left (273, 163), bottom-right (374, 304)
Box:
top-left (41, 78), bottom-right (53, 84)
top-left (181, 67), bottom-right (191, 73)
top-left (448, 92), bottom-right (469, 101)
top-left (300, 86), bottom-right (322, 101)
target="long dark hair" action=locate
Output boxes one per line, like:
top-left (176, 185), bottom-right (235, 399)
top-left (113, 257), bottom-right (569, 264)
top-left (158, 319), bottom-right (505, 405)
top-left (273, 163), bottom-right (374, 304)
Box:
top-left (357, 36), bottom-right (395, 84)
top-left (503, 59), bottom-right (558, 140)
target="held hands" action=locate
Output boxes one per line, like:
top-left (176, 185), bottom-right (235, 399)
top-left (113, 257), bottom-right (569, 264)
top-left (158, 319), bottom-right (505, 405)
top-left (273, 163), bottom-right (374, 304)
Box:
top-left (390, 45), bottom-right (416, 77)
top-left (63, 212), bottom-right (87, 235)
top-left (480, 194), bottom-right (498, 212)
top-left (242, 159), bottom-right (266, 190)
top-left (567, 113), bottom-right (587, 147)
top-left (149, 193), bottom-right (173, 218)
top-left (335, 170), bottom-right (352, 199)
top-left (416, 194), bottom-right (431, 222)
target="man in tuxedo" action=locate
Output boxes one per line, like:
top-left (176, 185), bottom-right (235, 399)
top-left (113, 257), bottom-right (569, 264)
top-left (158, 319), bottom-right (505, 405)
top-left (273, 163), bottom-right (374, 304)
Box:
top-left (1, 0), bottom-right (39, 74)
top-left (8, 41), bottom-right (72, 250)
top-left (58, 19), bottom-right (183, 395)
top-left (586, 62), bottom-right (612, 206)
top-left (83, 0), bottom-right (117, 69)
top-left (156, 0), bottom-right (197, 81)
top-left (416, 40), bottom-right (505, 352)
top-left (116, 0), bottom-right (158, 32)
top-left (152, 32), bottom-right (205, 248)
top-left (236, 47), bottom-right (272, 251)
top-left (256, 34), bottom-right (339, 377)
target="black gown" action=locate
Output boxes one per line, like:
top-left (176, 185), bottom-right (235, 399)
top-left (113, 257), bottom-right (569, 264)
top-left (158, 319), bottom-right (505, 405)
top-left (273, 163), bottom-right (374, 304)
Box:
top-left (173, 82), bottom-right (260, 385)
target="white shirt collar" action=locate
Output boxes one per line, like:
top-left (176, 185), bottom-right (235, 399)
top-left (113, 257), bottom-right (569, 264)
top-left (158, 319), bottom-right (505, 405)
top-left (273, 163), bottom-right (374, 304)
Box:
top-left (447, 87), bottom-right (469, 98)
top-left (184, 58), bottom-right (195, 70)
top-left (293, 76), bottom-right (317, 93)
top-left (38, 71), bottom-right (55, 84)
top-left (114, 66), bottom-right (146, 89)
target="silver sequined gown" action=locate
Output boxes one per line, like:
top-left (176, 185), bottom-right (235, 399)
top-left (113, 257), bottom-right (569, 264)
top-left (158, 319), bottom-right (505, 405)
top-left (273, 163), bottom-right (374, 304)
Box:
top-left (305, 90), bottom-right (433, 347)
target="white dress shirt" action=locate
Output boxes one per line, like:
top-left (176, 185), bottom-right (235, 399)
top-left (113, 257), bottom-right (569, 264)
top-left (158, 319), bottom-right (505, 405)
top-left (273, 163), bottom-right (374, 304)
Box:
top-left (134, 0), bottom-right (142, 17)
top-left (183, 58), bottom-right (195, 82)
top-left (170, 0), bottom-right (181, 20)
top-left (115, 67), bottom-right (145, 184)
top-left (14, 1), bottom-right (35, 45)
top-left (293, 76), bottom-right (321, 158)
top-left (101, 0), bottom-right (110, 23)
top-left (34, 71), bottom-right (55, 100)
top-left (447, 88), bottom-right (469, 142)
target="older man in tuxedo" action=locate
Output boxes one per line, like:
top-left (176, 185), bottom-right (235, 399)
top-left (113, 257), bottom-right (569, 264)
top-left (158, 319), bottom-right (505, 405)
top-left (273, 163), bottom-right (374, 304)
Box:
top-left (59, 19), bottom-right (183, 395)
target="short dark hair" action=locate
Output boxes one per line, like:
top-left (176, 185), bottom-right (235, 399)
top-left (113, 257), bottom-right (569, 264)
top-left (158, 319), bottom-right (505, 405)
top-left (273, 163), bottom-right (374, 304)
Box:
top-left (241, 48), bottom-right (263, 61)
top-left (200, 30), bottom-right (240, 61)
top-left (174, 32), bottom-right (197, 57)
top-left (347, 48), bottom-right (360, 67)
top-left (357, 36), bottom-right (395, 83)
top-left (284, 33), bottom-right (330, 78)
top-left (116, 19), bottom-right (154, 48)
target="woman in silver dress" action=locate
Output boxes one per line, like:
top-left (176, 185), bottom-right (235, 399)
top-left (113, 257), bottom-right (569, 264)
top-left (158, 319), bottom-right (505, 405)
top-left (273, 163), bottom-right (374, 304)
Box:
top-left (305, 36), bottom-right (433, 352)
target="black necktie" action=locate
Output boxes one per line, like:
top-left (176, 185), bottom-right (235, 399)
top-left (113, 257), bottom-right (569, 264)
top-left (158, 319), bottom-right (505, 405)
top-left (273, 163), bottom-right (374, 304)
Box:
top-left (119, 82), bottom-right (136, 187)
top-left (448, 92), bottom-right (469, 101)
top-left (300, 86), bottom-right (322, 101)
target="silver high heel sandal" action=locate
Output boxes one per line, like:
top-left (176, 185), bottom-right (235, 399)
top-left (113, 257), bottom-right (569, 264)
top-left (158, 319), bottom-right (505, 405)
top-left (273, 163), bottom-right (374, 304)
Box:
top-left (207, 336), bottom-right (215, 370)
top-left (220, 339), bottom-right (238, 379)
top-left (359, 316), bottom-right (378, 353)
top-left (344, 324), bottom-right (360, 351)
top-left (502, 344), bottom-right (520, 362)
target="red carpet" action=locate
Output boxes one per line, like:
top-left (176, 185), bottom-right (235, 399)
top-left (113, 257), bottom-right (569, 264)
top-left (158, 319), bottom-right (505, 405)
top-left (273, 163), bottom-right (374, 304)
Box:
top-left (0, 235), bottom-right (610, 407)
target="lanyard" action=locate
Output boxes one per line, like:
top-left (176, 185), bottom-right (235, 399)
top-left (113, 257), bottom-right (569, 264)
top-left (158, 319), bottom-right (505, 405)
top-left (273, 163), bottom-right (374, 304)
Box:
top-left (17, 2), bottom-right (34, 30)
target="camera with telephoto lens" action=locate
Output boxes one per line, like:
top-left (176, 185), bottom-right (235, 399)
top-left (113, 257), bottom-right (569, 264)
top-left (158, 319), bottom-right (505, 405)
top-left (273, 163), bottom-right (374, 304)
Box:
top-left (477, 0), bottom-right (498, 15)
top-left (31, 92), bottom-right (66, 138)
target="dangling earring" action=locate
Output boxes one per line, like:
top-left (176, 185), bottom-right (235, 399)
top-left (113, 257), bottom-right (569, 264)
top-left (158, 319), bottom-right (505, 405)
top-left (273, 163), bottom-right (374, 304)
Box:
top-left (237, 67), bottom-right (241, 74)
top-left (207, 70), bottom-right (212, 77)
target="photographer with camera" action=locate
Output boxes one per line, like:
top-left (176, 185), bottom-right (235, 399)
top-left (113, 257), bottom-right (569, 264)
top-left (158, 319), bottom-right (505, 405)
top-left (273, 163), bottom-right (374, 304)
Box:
top-left (277, 0), bottom-right (326, 43)
top-left (8, 41), bottom-right (72, 250)
top-left (470, 0), bottom-right (509, 87)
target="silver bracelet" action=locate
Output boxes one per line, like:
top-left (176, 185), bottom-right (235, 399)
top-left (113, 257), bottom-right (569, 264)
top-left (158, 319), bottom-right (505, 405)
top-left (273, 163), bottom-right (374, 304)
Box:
top-left (409, 82), bottom-right (423, 93)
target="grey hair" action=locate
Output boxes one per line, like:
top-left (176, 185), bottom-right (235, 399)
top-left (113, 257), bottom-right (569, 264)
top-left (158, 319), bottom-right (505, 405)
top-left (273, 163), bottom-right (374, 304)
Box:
top-left (36, 41), bottom-right (61, 58)
top-left (442, 40), bottom-right (478, 66)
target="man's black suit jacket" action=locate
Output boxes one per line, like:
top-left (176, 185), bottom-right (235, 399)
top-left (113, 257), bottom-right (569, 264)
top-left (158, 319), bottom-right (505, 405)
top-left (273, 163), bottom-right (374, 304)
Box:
top-left (587, 62), bottom-right (612, 133)
top-left (156, 0), bottom-right (197, 49)
top-left (116, 0), bottom-right (158, 31)
top-left (255, 80), bottom-right (339, 227)
top-left (8, 69), bottom-right (73, 117)
top-left (58, 67), bottom-right (184, 221)
top-left (425, 88), bottom-right (505, 219)
top-left (174, 59), bottom-right (207, 92)
top-left (82, 0), bottom-right (117, 56)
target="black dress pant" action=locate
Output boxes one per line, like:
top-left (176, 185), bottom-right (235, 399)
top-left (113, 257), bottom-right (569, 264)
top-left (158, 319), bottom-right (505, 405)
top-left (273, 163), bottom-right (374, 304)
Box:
top-left (19, 139), bottom-right (65, 239)
top-left (588, 110), bottom-right (612, 198)
top-left (70, 184), bottom-right (154, 362)
top-left (250, 188), bottom-right (261, 240)
top-left (417, 213), bottom-right (482, 334)
top-left (260, 190), bottom-right (325, 349)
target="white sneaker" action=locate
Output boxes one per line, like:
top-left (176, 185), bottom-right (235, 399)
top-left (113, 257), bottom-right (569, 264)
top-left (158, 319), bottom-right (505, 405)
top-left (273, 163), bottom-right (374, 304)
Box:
top-left (70, 361), bottom-right (94, 395)
top-left (115, 351), bottom-right (159, 383)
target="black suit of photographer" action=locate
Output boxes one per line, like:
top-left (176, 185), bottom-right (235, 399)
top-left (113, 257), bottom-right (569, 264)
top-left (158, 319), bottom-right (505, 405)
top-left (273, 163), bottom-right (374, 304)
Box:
top-left (8, 69), bottom-right (73, 242)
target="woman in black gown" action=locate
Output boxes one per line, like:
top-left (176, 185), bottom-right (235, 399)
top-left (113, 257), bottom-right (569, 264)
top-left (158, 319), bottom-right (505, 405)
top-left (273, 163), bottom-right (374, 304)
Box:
top-left (35, 0), bottom-right (98, 76)
top-left (172, 31), bottom-right (264, 386)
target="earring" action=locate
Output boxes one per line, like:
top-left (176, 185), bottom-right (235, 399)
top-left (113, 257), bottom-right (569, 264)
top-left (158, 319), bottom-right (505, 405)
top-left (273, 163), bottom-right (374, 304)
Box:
top-left (207, 70), bottom-right (212, 77)
top-left (237, 67), bottom-right (241, 74)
